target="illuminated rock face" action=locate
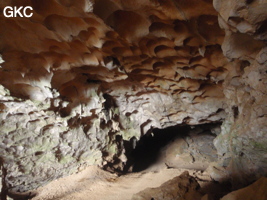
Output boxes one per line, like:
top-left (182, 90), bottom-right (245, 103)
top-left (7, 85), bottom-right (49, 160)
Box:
top-left (209, 0), bottom-right (267, 188)
top-left (0, 0), bottom-right (266, 193)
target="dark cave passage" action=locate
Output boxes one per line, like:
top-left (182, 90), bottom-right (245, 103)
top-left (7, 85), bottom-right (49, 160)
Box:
top-left (130, 125), bottom-right (190, 172)
top-left (124, 123), bottom-right (220, 173)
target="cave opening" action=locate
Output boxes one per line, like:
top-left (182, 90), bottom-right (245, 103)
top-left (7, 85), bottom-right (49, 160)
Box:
top-left (123, 123), bottom-right (221, 173)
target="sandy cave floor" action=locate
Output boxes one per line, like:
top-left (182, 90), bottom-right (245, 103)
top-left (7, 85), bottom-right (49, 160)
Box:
top-left (26, 164), bottom-right (229, 200)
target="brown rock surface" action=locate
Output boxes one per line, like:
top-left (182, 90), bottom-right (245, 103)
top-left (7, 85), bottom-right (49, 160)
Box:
top-left (221, 177), bottom-right (267, 200)
top-left (131, 171), bottom-right (203, 200)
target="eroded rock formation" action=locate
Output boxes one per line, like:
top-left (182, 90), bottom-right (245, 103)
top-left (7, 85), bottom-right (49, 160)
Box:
top-left (131, 171), bottom-right (202, 200)
top-left (0, 0), bottom-right (266, 196)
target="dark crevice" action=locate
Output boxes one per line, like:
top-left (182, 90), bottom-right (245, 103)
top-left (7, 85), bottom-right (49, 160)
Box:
top-left (256, 20), bottom-right (267, 35)
top-left (86, 79), bottom-right (102, 84)
top-left (246, 0), bottom-right (254, 4)
top-left (232, 106), bottom-right (239, 119)
top-left (105, 56), bottom-right (121, 66)
top-left (240, 60), bottom-right (250, 72)
top-left (103, 93), bottom-right (117, 110)
top-left (1, 160), bottom-right (7, 200)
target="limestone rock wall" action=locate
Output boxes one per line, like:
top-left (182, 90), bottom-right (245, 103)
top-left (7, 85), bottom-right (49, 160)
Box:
top-left (209, 0), bottom-right (267, 188)
top-left (0, 0), bottom-right (266, 193)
